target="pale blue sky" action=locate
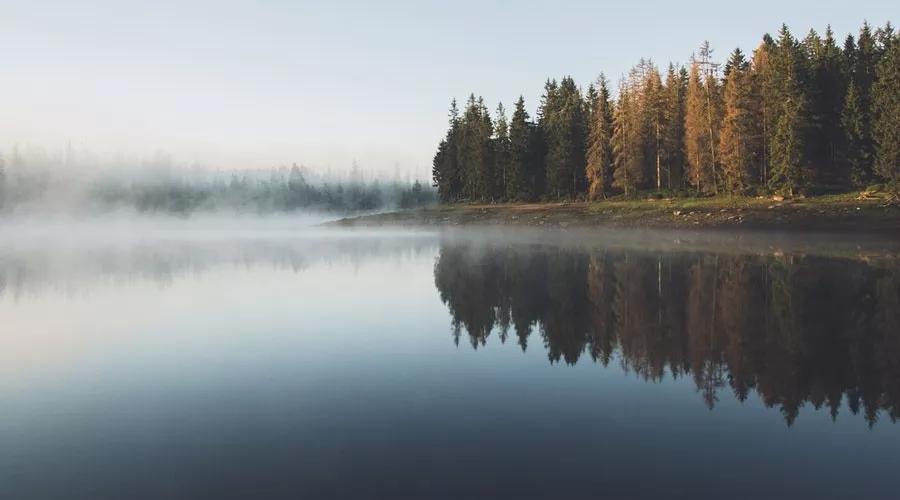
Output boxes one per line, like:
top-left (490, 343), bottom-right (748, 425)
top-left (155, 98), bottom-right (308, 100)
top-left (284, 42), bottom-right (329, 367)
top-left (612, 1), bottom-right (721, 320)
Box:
top-left (0, 0), bottom-right (895, 177)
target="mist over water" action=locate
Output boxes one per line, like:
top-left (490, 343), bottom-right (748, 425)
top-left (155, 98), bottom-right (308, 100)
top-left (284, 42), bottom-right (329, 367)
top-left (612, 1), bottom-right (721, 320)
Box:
top-left (1, 226), bottom-right (899, 499)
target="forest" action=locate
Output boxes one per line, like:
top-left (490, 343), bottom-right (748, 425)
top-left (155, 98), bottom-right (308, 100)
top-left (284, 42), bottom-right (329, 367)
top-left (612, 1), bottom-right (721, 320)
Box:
top-left (433, 243), bottom-right (900, 427)
top-left (432, 22), bottom-right (900, 202)
top-left (0, 150), bottom-right (435, 214)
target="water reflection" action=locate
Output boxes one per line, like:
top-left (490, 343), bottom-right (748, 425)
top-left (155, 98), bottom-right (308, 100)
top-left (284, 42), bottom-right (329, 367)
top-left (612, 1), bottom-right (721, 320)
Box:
top-left (434, 242), bottom-right (900, 426)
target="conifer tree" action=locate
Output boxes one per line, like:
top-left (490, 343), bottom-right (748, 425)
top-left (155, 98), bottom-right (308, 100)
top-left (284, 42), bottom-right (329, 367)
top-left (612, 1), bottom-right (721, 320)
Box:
top-left (751, 35), bottom-right (777, 186)
top-left (850, 22), bottom-right (877, 180)
top-left (661, 65), bottom-right (687, 189)
top-left (684, 63), bottom-right (713, 193)
top-left (459, 94), bottom-right (494, 201)
top-left (768, 25), bottom-right (808, 196)
top-left (640, 61), bottom-right (666, 191)
top-left (719, 48), bottom-right (755, 193)
top-left (842, 81), bottom-right (868, 186)
top-left (611, 80), bottom-right (645, 195)
top-left (586, 75), bottom-right (614, 199)
top-left (493, 102), bottom-right (511, 200)
top-left (544, 77), bottom-right (587, 199)
top-left (507, 96), bottom-right (532, 201)
top-left (872, 36), bottom-right (900, 186)
top-left (432, 99), bottom-right (462, 202)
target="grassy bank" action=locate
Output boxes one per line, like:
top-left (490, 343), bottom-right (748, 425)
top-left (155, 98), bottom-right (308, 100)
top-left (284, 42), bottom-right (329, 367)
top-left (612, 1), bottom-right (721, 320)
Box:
top-left (333, 192), bottom-right (900, 234)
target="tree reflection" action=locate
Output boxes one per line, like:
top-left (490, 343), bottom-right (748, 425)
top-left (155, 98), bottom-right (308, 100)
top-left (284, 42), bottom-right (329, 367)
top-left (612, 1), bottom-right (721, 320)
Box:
top-left (433, 242), bottom-right (900, 426)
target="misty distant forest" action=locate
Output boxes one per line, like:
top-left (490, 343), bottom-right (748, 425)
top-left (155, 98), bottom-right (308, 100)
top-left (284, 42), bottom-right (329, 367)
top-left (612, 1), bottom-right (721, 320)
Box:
top-left (0, 149), bottom-right (436, 215)
top-left (433, 22), bottom-right (900, 202)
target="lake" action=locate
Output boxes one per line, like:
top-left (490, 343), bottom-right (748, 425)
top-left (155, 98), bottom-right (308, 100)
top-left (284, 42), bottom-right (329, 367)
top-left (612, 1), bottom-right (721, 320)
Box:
top-left (1, 223), bottom-right (899, 499)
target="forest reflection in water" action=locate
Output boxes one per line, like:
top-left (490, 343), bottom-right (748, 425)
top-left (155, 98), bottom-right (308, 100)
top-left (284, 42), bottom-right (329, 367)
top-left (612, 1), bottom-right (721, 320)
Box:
top-left (433, 238), bottom-right (900, 427)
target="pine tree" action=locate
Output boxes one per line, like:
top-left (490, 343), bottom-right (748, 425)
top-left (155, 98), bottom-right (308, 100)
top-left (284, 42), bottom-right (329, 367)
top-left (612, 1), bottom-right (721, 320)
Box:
top-left (507, 96), bottom-right (532, 201)
top-left (842, 81), bottom-right (868, 186)
top-left (752, 35), bottom-right (778, 186)
top-left (493, 102), bottom-right (511, 200)
top-left (851, 22), bottom-right (877, 180)
top-left (458, 94), bottom-right (494, 201)
top-left (819, 26), bottom-right (849, 185)
top-left (611, 79), bottom-right (644, 195)
top-left (768, 25), bottom-right (808, 196)
top-left (432, 99), bottom-right (462, 202)
top-left (586, 74), bottom-right (614, 199)
top-left (661, 64), bottom-right (687, 189)
top-left (872, 36), bottom-right (900, 186)
top-left (640, 61), bottom-right (666, 191)
top-left (684, 63), bottom-right (713, 193)
top-left (719, 48), bottom-right (755, 193)
top-left (544, 76), bottom-right (587, 199)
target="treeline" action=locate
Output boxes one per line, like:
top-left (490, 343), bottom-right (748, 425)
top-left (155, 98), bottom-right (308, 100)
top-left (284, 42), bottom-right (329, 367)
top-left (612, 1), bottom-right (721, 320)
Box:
top-left (0, 153), bottom-right (435, 214)
top-left (434, 243), bottom-right (900, 426)
top-left (90, 165), bottom-right (435, 214)
top-left (432, 22), bottom-right (900, 202)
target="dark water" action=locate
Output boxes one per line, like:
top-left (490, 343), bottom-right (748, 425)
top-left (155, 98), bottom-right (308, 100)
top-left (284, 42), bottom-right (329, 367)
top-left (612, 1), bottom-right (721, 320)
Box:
top-left (1, 226), bottom-right (899, 499)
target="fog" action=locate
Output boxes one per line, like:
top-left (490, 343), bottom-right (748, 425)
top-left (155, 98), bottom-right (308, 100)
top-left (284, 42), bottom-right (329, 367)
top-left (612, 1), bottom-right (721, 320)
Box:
top-left (0, 146), bottom-right (435, 217)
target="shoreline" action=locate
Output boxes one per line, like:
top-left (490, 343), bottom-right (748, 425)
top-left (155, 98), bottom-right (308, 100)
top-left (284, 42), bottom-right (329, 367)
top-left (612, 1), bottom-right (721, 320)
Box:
top-left (332, 196), bottom-right (900, 235)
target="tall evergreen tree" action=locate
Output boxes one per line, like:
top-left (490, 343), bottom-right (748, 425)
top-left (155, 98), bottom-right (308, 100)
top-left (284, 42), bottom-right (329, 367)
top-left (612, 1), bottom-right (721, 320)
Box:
top-left (842, 81), bottom-right (868, 186)
top-left (719, 48), bottom-right (755, 193)
top-left (458, 94), bottom-right (494, 201)
top-left (586, 74), bottom-right (614, 199)
top-left (752, 35), bottom-right (778, 186)
top-left (612, 79), bottom-right (645, 195)
top-left (544, 76), bottom-right (587, 199)
top-left (768, 25), bottom-right (808, 196)
top-left (872, 35), bottom-right (900, 186)
top-left (432, 99), bottom-right (462, 202)
top-left (661, 64), bottom-right (687, 189)
top-left (684, 63), bottom-right (713, 193)
top-left (493, 102), bottom-right (511, 200)
top-left (640, 61), bottom-right (666, 191)
top-left (507, 96), bottom-right (532, 201)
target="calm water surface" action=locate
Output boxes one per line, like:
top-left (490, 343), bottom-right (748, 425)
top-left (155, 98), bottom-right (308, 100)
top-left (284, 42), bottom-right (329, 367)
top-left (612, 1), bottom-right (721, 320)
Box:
top-left (1, 226), bottom-right (899, 499)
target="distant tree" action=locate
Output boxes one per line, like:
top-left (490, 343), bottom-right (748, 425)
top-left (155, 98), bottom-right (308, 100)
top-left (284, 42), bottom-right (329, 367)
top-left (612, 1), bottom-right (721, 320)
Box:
top-left (872, 35), bottom-right (900, 186)
top-left (586, 74), bottom-right (614, 199)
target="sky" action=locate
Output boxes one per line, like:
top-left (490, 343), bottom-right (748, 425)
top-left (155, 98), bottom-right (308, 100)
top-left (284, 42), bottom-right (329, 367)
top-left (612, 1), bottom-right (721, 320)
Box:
top-left (0, 0), bottom-right (895, 178)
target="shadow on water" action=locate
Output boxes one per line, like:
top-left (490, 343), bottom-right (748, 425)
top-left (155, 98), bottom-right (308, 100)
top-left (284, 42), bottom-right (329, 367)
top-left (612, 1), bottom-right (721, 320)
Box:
top-left (433, 235), bottom-right (900, 427)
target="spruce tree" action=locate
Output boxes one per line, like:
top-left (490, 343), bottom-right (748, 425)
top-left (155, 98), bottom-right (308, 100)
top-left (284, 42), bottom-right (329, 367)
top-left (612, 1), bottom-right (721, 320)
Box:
top-left (872, 36), bottom-right (900, 186)
top-left (493, 102), bottom-right (511, 200)
top-left (768, 25), bottom-right (808, 196)
top-left (661, 65), bottom-right (687, 189)
top-left (432, 99), bottom-right (462, 202)
top-left (842, 81), bottom-right (868, 186)
top-left (544, 76), bottom-right (587, 199)
top-left (507, 96), bottom-right (532, 201)
top-left (684, 63), bottom-right (713, 193)
top-left (752, 35), bottom-right (778, 186)
top-left (719, 48), bottom-right (755, 193)
top-left (611, 79), bottom-right (644, 195)
top-left (586, 75), bottom-right (614, 199)
top-left (640, 61), bottom-right (666, 191)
